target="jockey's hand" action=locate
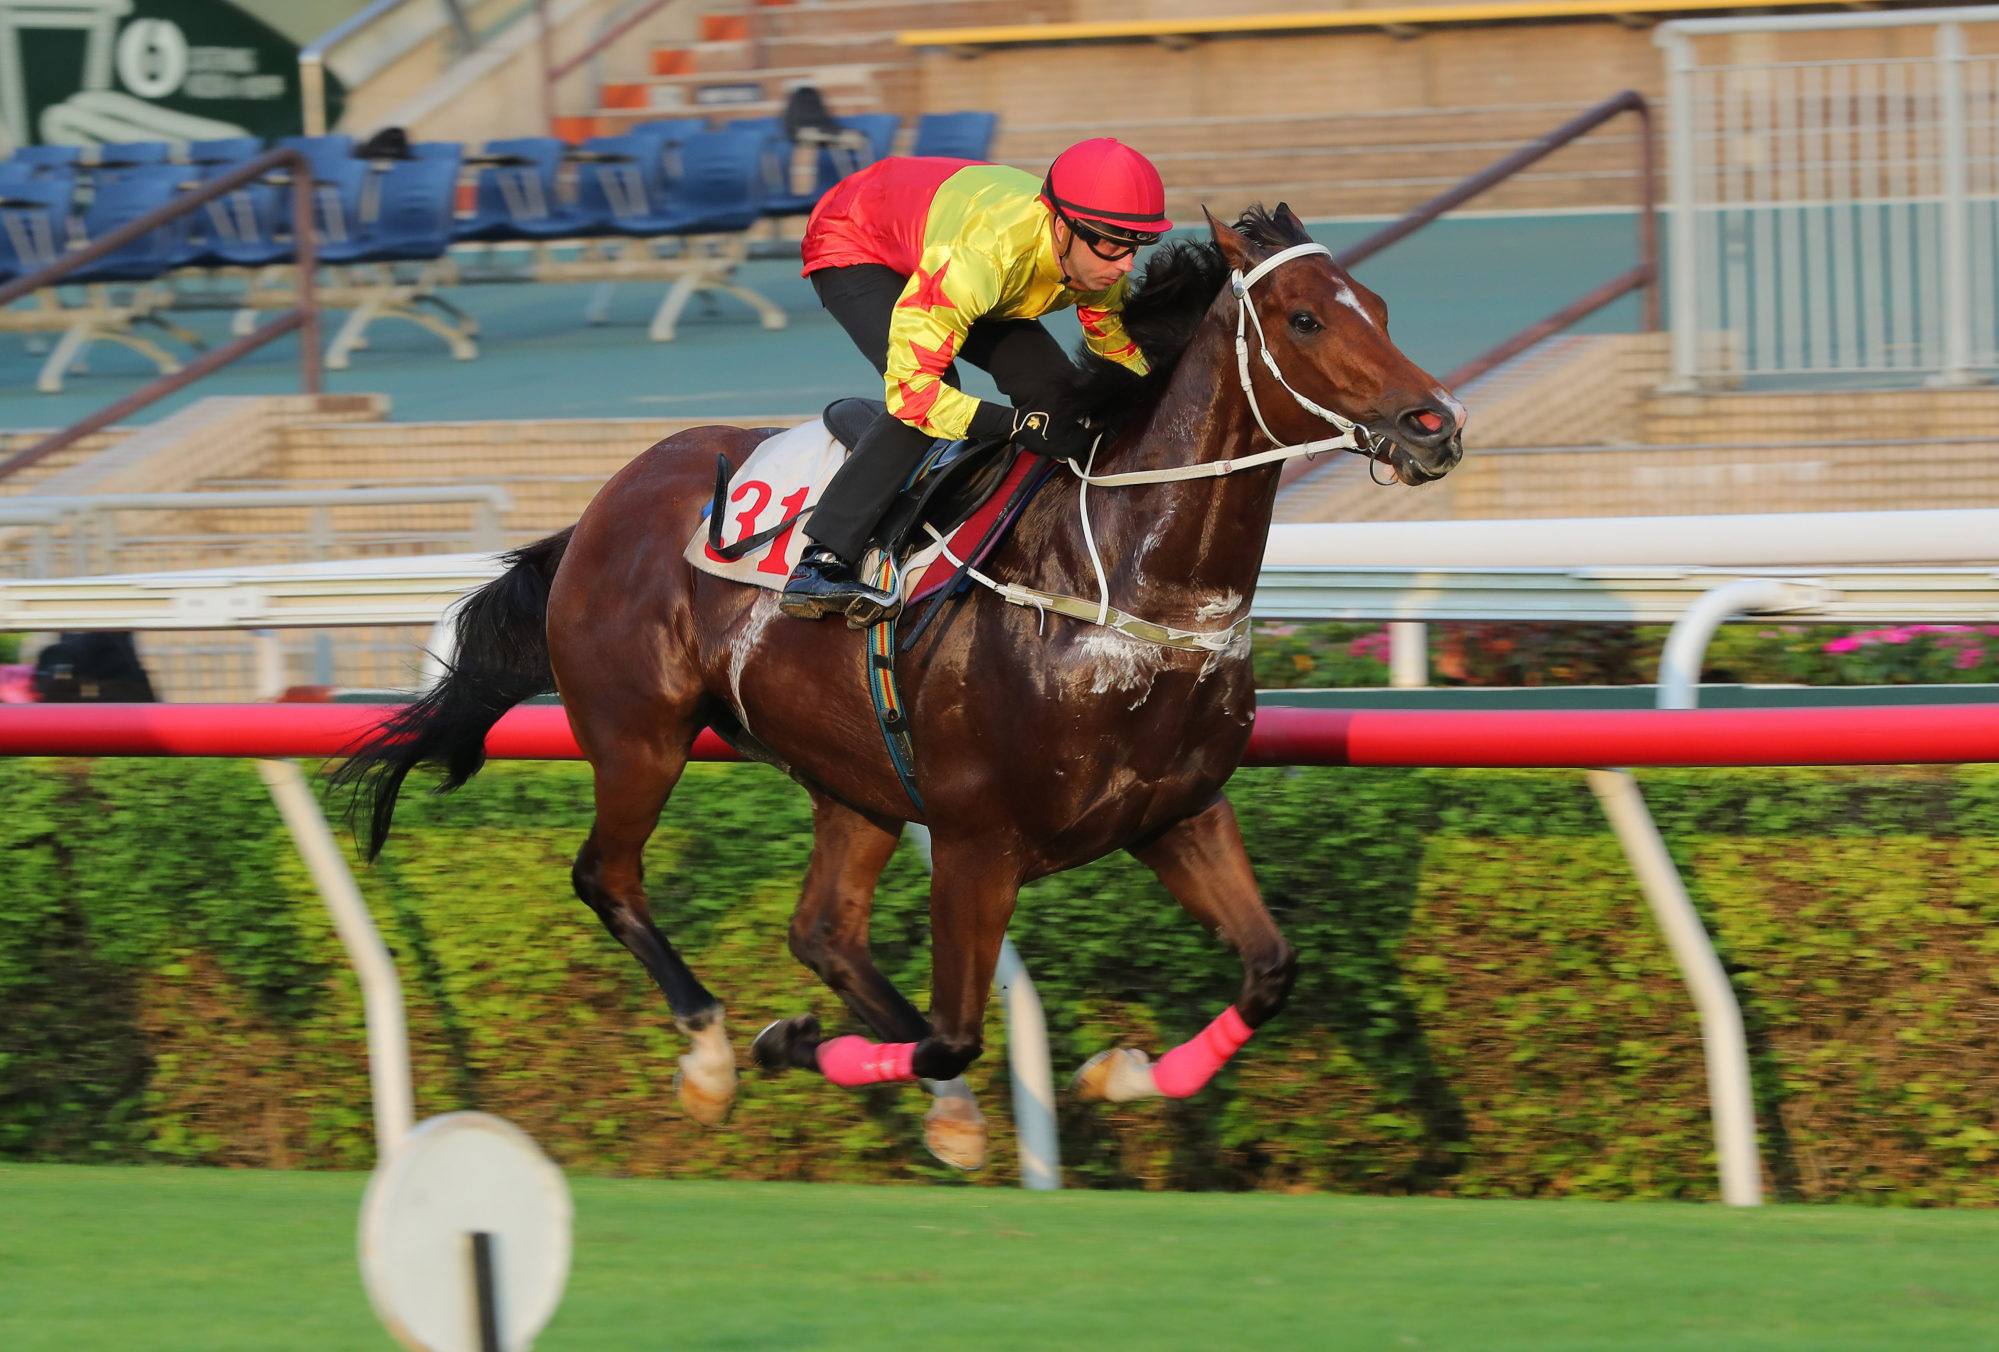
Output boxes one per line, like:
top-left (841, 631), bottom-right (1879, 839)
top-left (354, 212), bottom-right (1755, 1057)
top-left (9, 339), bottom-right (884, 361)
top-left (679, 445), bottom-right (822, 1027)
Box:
top-left (1005, 407), bottom-right (1094, 461)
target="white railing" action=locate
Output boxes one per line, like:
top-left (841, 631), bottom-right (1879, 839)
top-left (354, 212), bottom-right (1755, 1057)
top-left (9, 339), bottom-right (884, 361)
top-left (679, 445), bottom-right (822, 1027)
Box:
top-left (1658, 6), bottom-right (1999, 387)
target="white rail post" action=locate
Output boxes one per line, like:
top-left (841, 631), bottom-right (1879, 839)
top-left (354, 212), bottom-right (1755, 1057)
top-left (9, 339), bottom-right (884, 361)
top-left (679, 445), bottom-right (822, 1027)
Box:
top-left (252, 631), bottom-right (413, 1161)
top-left (1584, 575), bottom-right (1829, 1207)
top-left (1387, 622), bottom-right (1428, 688)
top-left (904, 824), bottom-right (1060, 1189)
top-left (1936, 21), bottom-right (1974, 385)
top-left (258, 759), bottom-right (415, 1161)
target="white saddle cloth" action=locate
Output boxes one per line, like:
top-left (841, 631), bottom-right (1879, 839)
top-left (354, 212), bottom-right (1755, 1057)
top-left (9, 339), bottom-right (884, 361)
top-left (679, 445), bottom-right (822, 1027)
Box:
top-left (682, 418), bottom-right (956, 596)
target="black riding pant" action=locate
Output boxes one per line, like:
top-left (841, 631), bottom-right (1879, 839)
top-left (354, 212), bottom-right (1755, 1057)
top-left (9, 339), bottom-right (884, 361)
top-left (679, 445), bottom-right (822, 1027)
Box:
top-left (805, 263), bottom-right (1073, 563)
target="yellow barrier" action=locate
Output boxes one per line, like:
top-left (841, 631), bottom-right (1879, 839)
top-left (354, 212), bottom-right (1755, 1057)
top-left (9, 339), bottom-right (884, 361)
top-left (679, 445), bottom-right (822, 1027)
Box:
top-left (898, 0), bottom-right (1847, 47)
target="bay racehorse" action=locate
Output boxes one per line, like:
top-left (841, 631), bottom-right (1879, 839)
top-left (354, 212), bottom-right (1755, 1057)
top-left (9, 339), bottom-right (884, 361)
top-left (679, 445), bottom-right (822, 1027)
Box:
top-left (337, 204), bottom-right (1464, 1169)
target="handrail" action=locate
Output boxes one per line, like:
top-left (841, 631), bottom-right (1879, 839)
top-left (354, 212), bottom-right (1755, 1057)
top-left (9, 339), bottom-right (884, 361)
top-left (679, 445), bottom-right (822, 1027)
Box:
top-left (897, 0), bottom-right (1840, 47)
top-left (299, 0), bottom-right (476, 138)
top-left (0, 148), bottom-right (320, 485)
top-left (1281, 90), bottom-right (1657, 487)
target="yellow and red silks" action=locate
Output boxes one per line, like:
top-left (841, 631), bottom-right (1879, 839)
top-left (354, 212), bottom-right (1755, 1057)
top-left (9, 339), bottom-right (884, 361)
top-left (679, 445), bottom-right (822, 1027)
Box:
top-left (803, 158), bottom-right (1149, 440)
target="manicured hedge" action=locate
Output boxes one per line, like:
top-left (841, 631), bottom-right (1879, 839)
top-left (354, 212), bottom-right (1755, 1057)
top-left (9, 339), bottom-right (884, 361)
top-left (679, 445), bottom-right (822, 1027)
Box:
top-left (3, 758), bottom-right (1996, 1201)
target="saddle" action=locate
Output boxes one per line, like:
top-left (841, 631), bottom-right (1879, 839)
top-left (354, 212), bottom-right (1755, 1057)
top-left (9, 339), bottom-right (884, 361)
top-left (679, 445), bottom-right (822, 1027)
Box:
top-left (798, 397), bottom-right (1019, 563)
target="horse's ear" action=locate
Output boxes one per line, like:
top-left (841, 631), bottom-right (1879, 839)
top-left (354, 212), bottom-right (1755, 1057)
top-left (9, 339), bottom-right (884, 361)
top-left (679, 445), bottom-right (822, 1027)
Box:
top-left (1205, 207), bottom-right (1263, 273)
top-left (1272, 202), bottom-right (1311, 244)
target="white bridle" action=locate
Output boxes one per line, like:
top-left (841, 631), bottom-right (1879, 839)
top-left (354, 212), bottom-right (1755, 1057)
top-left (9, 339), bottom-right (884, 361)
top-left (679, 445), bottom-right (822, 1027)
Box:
top-left (1064, 240), bottom-right (1372, 489)
top-left (927, 240), bottom-right (1383, 649)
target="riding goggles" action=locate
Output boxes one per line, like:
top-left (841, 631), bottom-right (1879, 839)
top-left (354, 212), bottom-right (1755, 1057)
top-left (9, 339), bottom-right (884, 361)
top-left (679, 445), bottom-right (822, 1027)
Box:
top-left (1046, 195), bottom-right (1162, 260)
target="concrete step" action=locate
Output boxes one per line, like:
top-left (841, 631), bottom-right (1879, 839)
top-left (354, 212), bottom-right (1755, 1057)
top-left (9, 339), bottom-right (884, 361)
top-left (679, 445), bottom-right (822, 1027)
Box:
top-left (0, 431), bottom-right (126, 496)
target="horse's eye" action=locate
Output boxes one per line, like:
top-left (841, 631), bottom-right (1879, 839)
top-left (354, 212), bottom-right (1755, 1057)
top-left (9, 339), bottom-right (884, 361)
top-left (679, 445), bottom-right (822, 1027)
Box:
top-left (1288, 310), bottom-right (1322, 335)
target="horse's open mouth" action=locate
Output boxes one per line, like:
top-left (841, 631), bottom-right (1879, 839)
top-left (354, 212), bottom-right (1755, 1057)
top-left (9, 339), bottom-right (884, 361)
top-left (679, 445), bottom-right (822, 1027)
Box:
top-left (1377, 434), bottom-right (1463, 486)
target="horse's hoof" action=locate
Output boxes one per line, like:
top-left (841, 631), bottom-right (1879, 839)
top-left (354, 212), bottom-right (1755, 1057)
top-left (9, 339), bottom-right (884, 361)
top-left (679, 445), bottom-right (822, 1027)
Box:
top-left (673, 1063), bottom-right (735, 1126)
top-left (673, 1020), bottom-right (737, 1127)
top-left (923, 1090), bottom-right (988, 1171)
top-left (1072, 1047), bottom-right (1161, 1103)
top-left (751, 1014), bottom-right (822, 1072)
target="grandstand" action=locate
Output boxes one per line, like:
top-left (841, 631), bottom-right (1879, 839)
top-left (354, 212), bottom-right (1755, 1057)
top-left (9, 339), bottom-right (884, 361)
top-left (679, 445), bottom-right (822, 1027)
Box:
top-left (5, 0), bottom-right (1999, 700)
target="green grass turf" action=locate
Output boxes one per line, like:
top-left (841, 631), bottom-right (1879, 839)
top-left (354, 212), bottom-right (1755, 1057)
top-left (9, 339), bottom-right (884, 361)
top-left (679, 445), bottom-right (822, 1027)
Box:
top-left (3, 1164), bottom-right (1996, 1351)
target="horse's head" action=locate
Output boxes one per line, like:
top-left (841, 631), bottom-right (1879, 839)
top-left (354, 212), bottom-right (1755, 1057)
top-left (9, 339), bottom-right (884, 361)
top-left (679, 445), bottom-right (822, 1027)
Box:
top-left (1207, 204), bottom-right (1464, 486)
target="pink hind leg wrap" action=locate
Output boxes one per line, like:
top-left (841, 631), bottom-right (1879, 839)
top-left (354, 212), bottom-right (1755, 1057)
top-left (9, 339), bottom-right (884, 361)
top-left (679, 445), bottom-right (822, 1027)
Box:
top-left (1152, 1006), bottom-right (1254, 1099)
top-left (816, 1035), bottom-right (918, 1087)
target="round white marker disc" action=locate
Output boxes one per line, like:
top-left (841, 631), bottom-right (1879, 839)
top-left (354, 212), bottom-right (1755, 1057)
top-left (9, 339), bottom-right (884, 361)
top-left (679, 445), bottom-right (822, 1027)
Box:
top-left (359, 1112), bottom-right (573, 1352)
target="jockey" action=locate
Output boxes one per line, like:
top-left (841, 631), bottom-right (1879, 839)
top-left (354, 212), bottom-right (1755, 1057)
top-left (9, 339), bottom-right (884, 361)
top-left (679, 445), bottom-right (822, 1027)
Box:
top-left (779, 137), bottom-right (1172, 624)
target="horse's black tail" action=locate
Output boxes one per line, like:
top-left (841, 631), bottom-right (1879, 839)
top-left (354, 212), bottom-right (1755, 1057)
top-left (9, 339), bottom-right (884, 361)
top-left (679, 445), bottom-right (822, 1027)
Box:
top-left (332, 527), bottom-right (572, 860)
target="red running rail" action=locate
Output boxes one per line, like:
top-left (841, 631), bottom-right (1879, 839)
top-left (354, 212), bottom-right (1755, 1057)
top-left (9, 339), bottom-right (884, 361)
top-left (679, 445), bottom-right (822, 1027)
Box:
top-left (2, 702), bottom-right (1997, 767)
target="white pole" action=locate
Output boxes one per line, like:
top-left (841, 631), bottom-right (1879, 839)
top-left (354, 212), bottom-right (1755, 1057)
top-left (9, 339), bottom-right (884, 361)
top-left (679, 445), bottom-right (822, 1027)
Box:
top-left (994, 938), bottom-right (1060, 1190)
top-left (1656, 577), bottom-right (1822, 709)
top-left (256, 758), bottom-right (415, 1160)
top-left (904, 824), bottom-right (1060, 1189)
top-left (252, 630), bottom-right (412, 1162)
top-left (1587, 769), bottom-right (1761, 1206)
top-left (1387, 621), bottom-right (1428, 688)
top-left (1586, 573), bottom-right (1801, 1206)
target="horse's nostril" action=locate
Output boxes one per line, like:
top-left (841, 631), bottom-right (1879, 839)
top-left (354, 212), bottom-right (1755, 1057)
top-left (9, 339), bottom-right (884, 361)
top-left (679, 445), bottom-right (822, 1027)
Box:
top-left (1412, 410), bottom-right (1443, 434)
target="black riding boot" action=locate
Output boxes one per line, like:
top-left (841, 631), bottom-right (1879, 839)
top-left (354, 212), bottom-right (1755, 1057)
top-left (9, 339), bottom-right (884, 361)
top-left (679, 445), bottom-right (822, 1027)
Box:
top-left (779, 545), bottom-right (901, 627)
top-left (780, 410), bottom-right (933, 626)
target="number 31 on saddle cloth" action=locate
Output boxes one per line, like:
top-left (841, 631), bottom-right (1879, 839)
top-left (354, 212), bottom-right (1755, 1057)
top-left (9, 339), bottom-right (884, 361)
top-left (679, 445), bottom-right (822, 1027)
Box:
top-left (682, 401), bottom-right (1048, 612)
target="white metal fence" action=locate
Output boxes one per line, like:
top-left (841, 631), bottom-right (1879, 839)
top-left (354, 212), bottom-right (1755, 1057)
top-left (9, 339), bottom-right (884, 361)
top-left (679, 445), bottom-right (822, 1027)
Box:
top-left (1659, 7), bottom-right (1999, 386)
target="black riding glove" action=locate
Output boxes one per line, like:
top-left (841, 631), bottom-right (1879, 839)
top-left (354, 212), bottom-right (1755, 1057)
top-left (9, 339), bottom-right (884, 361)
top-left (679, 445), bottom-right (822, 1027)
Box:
top-left (1006, 407), bottom-right (1094, 461)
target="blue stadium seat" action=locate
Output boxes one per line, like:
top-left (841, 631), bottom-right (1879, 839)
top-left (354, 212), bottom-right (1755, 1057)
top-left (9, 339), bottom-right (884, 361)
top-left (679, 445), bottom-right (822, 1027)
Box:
top-left (454, 137), bottom-right (571, 242)
top-left (276, 134), bottom-right (356, 178)
top-left (761, 113), bottom-right (899, 217)
top-left (839, 113), bottom-right (900, 166)
top-left (178, 138), bottom-right (271, 265)
top-left (910, 111), bottom-right (998, 160)
top-left (189, 168), bottom-right (289, 268)
top-left (412, 141), bottom-right (465, 160)
top-left (8, 145), bottom-right (83, 177)
top-left (631, 117), bottom-right (708, 143)
top-left (188, 137), bottom-right (264, 166)
top-left (0, 179), bottom-right (72, 282)
top-left (321, 150), bottom-right (462, 264)
top-left (315, 147), bottom-right (477, 370)
top-left (273, 134), bottom-right (374, 248)
top-left (647, 129), bottom-right (766, 235)
top-left (94, 142), bottom-right (171, 173)
top-left (570, 133), bottom-right (679, 236)
top-left (65, 165), bottom-right (188, 283)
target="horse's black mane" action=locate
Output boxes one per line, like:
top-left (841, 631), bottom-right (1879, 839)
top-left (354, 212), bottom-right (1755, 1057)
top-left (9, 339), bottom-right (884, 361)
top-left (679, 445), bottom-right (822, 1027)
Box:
top-left (1053, 204), bottom-right (1308, 434)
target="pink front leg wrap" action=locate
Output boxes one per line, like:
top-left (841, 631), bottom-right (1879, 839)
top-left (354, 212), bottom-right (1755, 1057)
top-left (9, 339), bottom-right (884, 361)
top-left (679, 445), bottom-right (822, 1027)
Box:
top-left (815, 1035), bottom-right (918, 1086)
top-left (1152, 1005), bottom-right (1255, 1099)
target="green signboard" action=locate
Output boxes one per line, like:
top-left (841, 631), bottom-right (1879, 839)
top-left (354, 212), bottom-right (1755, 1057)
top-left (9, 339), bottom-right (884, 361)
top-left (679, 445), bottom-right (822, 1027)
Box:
top-left (0, 0), bottom-right (343, 149)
